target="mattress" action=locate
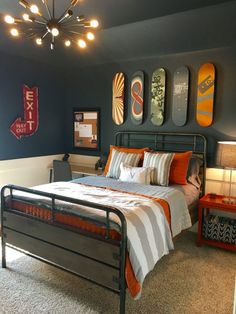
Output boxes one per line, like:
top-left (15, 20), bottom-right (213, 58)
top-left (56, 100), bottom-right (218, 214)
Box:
top-left (6, 178), bottom-right (192, 298)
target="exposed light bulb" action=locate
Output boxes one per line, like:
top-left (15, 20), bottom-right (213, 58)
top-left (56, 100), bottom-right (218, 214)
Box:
top-left (10, 28), bottom-right (19, 37)
top-left (51, 27), bottom-right (59, 37)
top-left (22, 13), bottom-right (30, 21)
top-left (4, 15), bottom-right (15, 24)
top-left (90, 19), bottom-right (99, 28)
top-left (87, 32), bottom-right (95, 41)
top-left (30, 4), bottom-right (39, 14)
top-left (36, 38), bottom-right (42, 45)
top-left (65, 10), bottom-right (73, 18)
top-left (78, 39), bottom-right (86, 48)
top-left (65, 40), bottom-right (71, 47)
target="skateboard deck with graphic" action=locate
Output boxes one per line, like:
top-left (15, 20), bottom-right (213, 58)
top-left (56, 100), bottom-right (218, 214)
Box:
top-left (196, 63), bottom-right (215, 127)
top-left (131, 71), bottom-right (144, 125)
top-left (172, 66), bottom-right (189, 126)
top-left (150, 68), bottom-right (166, 126)
top-left (112, 72), bottom-right (125, 125)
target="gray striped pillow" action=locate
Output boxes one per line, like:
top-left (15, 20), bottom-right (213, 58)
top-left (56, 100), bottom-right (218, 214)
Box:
top-left (106, 150), bottom-right (141, 179)
top-left (143, 152), bottom-right (174, 186)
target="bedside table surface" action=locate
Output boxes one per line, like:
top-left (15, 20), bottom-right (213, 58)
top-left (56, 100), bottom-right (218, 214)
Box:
top-left (200, 194), bottom-right (236, 211)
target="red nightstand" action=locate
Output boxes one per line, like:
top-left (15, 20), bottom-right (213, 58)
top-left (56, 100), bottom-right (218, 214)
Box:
top-left (197, 194), bottom-right (236, 251)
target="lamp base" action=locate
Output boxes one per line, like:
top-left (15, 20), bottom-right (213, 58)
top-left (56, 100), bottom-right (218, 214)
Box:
top-left (222, 197), bottom-right (236, 205)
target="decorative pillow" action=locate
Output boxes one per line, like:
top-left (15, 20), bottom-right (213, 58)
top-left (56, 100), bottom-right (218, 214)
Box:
top-left (187, 155), bottom-right (202, 189)
top-left (143, 152), bottom-right (174, 186)
top-left (169, 151), bottom-right (192, 185)
top-left (103, 145), bottom-right (150, 176)
top-left (119, 163), bottom-right (153, 185)
top-left (106, 150), bottom-right (141, 179)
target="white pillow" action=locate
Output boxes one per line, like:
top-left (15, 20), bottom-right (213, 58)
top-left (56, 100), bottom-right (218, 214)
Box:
top-left (119, 163), bottom-right (153, 185)
top-left (106, 150), bottom-right (141, 179)
top-left (143, 151), bottom-right (174, 186)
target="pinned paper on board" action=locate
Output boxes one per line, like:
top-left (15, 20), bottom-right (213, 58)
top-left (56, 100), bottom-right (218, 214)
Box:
top-left (73, 109), bottom-right (99, 150)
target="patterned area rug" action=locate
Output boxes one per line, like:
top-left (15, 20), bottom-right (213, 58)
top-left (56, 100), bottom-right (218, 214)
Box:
top-left (0, 232), bottom-right (235, 314)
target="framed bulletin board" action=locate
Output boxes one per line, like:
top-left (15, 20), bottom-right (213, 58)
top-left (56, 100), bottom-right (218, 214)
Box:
top-left (73, 108), bottom-right (100, 151)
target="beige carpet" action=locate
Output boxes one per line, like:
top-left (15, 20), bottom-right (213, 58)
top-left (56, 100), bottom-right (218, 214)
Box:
top-left (0, 232), bottom-right (235, 314)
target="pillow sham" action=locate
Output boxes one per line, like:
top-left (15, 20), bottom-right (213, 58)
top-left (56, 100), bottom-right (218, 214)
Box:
top-left (143, 151), bottom-right (174, 186)
top-left (103, 145), bottom-right (150, 176)
top-left (169, 151), bottom-right (192, 185)
top-left (187, 155), bottom-right (202, 189)
top-left (106, 150), bottom-right (141, 179)
top-left (119, 163), bottom-right (153, 185)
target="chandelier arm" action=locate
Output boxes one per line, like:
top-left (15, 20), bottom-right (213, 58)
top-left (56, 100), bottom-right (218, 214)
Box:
top-left (34, 19), bottom-right (47, 25)
top-left (52, 0), bottom-right (55, 18)
top-left (51, 34), bottom-right (55, 50)
top-left (41, 30), bottom-right (49, 40)
top-left (20, 24), bottom-right (45, 31)
top-left (25, 32), bottom-right (36, 38)
top-left (71, 0), bottom-right (80, 7)
top-left (43, 0), bottom-right (52, 19)
top-left (57, 4), bottom-right (74, 22)
top-left (60, 29), bottom-right (78, 44)
top-left (67, 30), bottom-right (84, 36)
top-left (62, 23), bottom-right (86, 28)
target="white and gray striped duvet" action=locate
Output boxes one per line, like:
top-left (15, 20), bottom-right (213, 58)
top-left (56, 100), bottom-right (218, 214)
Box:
top-left (13, 178), bottom-right (191, 298)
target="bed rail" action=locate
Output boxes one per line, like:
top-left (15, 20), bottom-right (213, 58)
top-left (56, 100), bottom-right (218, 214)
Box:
top-left (1, 184), bottom-right (127, 314)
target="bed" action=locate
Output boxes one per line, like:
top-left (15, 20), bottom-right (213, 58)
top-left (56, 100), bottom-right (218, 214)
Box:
top-left (1, 131), bottom-right (207, 314)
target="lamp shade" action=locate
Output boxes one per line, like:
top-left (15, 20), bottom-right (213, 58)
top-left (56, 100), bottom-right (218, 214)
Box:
top-left (216, 141), bottom-right (236, 168)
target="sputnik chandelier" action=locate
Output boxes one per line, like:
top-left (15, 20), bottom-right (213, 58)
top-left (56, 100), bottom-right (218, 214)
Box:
top-left (3, 0), bottom-right (99, 50)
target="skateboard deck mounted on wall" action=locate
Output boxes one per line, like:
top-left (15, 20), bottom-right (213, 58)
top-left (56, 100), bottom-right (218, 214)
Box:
top-left (196, 63), bottom-right (215, 127)
top-left (131, 71), bottom-right (144, 125)
top-left (112, 72), bottom-right (125, 125)
top-left (150, 68), bottom-right (166, 126)
top-left (172, 66), bottom-right (189, 126)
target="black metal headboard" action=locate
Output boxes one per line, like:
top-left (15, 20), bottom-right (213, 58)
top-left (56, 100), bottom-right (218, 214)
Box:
top-left (115, 131), bottom-right (207, 194)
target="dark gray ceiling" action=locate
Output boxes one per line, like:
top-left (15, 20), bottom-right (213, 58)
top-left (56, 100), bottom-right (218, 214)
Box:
top-left (0, 0), bottom-right (235, 67)
top-left (0, 0), bottom-right (233, 29)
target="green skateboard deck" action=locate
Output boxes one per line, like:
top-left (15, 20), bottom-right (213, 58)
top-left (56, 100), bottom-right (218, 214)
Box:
top-left (112, 72), bottom-right (125, 125)
top-left (150, 68), bottom-right (166, 126)
top-left (172, 66), bottom-right (189, 126)
top-left (131, 71), bottom-right (144, 125)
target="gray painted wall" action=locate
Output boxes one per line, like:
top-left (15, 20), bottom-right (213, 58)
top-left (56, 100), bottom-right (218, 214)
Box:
top-left (0, 52), bottom-right (66, 159)
top-left (65, 1), bottom-right (236, 166)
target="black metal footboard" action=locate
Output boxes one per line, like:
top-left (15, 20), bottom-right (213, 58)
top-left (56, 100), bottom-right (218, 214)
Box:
top-left (1, 184), bottom-right (127, 314)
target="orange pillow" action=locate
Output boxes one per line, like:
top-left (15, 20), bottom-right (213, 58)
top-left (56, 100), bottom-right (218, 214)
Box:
top-left (169, 151), bottom-right (192, 185)
top-left (103, 145), bottom-right (150, 176)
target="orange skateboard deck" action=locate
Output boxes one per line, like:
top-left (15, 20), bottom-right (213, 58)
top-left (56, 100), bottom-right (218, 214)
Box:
top-left (196, 63), bottom-right (215, 127)
top-left (112, 72), bottom-right (125, 125)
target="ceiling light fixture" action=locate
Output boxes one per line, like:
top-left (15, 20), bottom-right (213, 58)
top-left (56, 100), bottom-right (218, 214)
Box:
top-left (3, 0), bottom-right (99, 51)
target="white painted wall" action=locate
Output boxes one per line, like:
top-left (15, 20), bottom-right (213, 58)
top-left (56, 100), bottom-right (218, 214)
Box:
top-left (0, 154), bottom-right (99, 189)
top-left (205, 168), bottom-right (236, 197)
top-left (0, 155), bottom-right (63, 188)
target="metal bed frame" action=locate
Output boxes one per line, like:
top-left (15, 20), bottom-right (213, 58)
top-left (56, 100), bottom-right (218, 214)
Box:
top-left (1, 131), bottom-right (207, 314)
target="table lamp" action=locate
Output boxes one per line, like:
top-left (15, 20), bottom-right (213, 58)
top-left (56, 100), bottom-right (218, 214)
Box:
top-left (216, 141), bottom-right (236, 204)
